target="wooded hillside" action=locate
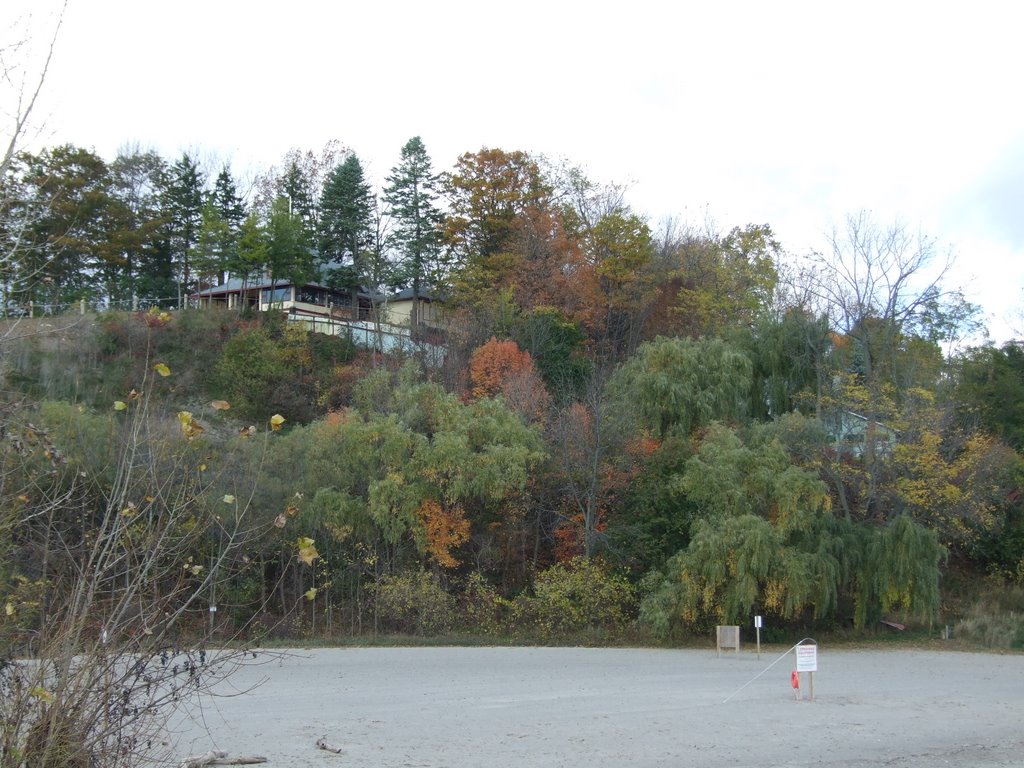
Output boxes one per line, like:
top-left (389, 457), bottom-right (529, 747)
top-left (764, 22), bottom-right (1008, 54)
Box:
top-left (3, 142), bottom-right (1023, 652)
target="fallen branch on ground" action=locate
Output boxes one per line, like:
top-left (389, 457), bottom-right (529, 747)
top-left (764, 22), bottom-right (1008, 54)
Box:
top-left (179, 751), bottom-right (268, 767)
top-left (316, 736), bottom-right (344, 754)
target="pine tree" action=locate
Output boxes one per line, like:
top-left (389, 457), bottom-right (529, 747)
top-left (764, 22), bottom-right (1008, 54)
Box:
top-left (319, 154), bottom-right (373, 319)
top-left (383, 137), bottom-right (444, 329)
top-left (267, 196), bottom-right (314, 295)
top-left (163, 153), bottom-right (205, 306)
top-left (211, 166), bottom-right (247, 231)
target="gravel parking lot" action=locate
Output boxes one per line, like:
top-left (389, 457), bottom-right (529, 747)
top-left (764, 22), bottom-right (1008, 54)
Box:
top-left (170, 646), bottom-right (1024, 767)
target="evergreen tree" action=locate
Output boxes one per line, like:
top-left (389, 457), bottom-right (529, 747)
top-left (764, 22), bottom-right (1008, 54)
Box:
top-left (319, 154), bottom-right (373, 318)
top-left (163, 153), bottom-right (205, 306)
top-left (267, 196), bottom-right (314, 294)
top-left (231, 212), bottom-right (269, 311)
top-left (383, 137), bottom-right (444, 329)
top-left (279, 158), bottom-right (317, 242)
top-left (211, 166), bottom-right (247, 231)
top-left (194, 201), bottom-right (232, 289)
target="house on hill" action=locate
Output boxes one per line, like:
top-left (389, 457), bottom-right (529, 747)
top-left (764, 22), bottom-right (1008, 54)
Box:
top-left (193, 274), bottom-right (446, 362)
top-left (383, 287), bottom-right (443, 330)
top-left (823, 409), bottom-right (899, 458)
top-left (193, 274), bottom-right (373, 322)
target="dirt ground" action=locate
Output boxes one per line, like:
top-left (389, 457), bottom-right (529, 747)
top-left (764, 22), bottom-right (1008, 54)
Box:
top-left (169, 646), bottom-right (1024, 767)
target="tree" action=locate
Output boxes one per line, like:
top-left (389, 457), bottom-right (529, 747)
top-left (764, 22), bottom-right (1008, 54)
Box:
top-left (319, 154), bottom-right (373, 319)
top-left (229, 212), bottom-right (269, 306)
top-left (383, 137), bottom-right (444, 330)
top-left (163, 153), bottom-right (205, 306)
top-left (444, 148), bottom-right (553, 307)
top-left (193, 201), bottom-right (233, 289)
top-left (109, 147), bottom-right (171, 304)
top-left (1, 2), bottom-right (64, 309)
top-left (14, 145), bottom-right (124, 308)
top-left (467, 337), bottom-right (551, 424)
top-left (582, 210), bottom-right (658, 359)
top-left (211, 165), bottom-right (247, 232)
top-left (810, 211), bottom-right (954, 389)
top-left (252, 142), bottom-right (344, 239)
top-left (610, 336), bottom-right (753, 438)
top-left (0, 360), bottom-right (290, 766)
top-left (639, 423), bottom-right (945, 633)
top-left (266, 196), bottom-right (314, 293)
top-left (953, 342), bottom-right (1024, 452)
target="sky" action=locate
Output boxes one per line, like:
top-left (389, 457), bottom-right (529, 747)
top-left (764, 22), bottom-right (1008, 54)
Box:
top-left (5, 0), bottom-right (1022, 343)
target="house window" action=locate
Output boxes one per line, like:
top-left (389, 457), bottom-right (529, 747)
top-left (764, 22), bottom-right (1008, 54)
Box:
top-left (298, 287), bottom-right (326, 305)
top-left (261, 286), bottom-right (291, 303)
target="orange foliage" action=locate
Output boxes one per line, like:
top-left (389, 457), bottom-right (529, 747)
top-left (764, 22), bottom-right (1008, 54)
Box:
top-left (469, 338), bottom-right (533, 399)
top-left (468, 338), bottom-right (552, 423)
top-left (415, 499), bottom-right (471, 569)
top-left (552, 512), bottom-right (607, 562)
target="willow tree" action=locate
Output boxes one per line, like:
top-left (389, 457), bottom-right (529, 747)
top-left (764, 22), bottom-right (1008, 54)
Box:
top-left (610, 335), bottom-right (753, 438)
top-left (640, 424), bottom-right (945, 634)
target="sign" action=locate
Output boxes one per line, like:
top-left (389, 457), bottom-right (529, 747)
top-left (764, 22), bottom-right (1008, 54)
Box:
top-left (209, 605), bottom-right (218, 612)
top-left (754, 615), bottom-right (763, 629)
top-left (796, 644), bottom-right (818, 672)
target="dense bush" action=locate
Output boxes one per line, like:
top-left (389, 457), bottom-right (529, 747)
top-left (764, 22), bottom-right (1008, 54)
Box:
top-left (516, 557), bottom-right (637, 637)
top-left (371, 570), bottom-right (457, 636)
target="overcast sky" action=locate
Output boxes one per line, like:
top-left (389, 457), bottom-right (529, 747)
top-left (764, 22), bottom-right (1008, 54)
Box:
top-left (6, 0), bottom-right (1022, 343)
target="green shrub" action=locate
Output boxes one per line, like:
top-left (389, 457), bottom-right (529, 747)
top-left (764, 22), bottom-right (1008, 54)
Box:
top-left (517, 557), bottom-right (636, 637)
top-left (458, 572), bottom-right (513, 635)
top-left (371, 570), bottom-right (456, 636)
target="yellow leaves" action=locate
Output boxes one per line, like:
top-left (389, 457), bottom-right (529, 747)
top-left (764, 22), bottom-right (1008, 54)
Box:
top-left (115, 389), bottom-right (142, 411)
top-left (30, 687), bottom-right (53, 703)
top-left (145, 306), bottom-right (172, 326)
top-left (120, 502), bottom-right (138, 518)
top-left (210, 400), bottom-right (231, 411)
top-left (177, 411), bottom-right (205, 440)
top-left (153, 362), bottom-right (171, 377)
top-left (4, 601), bottom-right (14, 617)
top-left (304, 587), bottom-right (318, 601)
top-left (222, 494), bottom-right (236, 504)
top-left (415, 500), bottom-right (470, 569)
top-left (270, 414), bottom-right (286, 431)
top-left (239, 425), bottom-right (256, 439)
top-left (285, 504), bottom-right (298, 517)
top-left (296, 536), bottom-right (319, 566)
top-left (273, 513), bottom-right (287, 529)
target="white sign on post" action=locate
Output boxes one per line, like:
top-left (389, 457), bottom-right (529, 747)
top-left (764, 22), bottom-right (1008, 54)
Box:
top-left (754, 615), bottom-right (762, 629)
top-left (796, 644), bottom-right (818, 672)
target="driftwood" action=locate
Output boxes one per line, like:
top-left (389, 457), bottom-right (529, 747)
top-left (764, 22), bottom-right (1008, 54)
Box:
top-left (316, 736), bottom-right (344, 754)
top-left (179, 751), bottom-right (267, 768)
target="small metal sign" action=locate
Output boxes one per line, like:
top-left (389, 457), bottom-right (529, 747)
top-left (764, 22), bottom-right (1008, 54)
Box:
top-left (209, 605), bottom-right (218, 612)
top-left (754, 615), bottom-right (762, 629)
top-left (796, 644), bottom-right (818, 672)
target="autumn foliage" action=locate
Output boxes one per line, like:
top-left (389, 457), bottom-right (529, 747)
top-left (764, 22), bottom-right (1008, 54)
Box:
top-left (415, 499), bottom-right (471, 569)
top-left (468, 337), bottom-right (551, 423)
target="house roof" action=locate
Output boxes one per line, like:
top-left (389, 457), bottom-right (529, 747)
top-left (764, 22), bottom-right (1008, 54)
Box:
top-left (388, 287), bottom-right (441, 302)
top-left (193, 260), bottom-right (378, 299)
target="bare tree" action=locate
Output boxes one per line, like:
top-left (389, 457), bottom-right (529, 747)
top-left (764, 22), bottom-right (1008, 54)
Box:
top-left (809, 210), bottom-right (955, 384)
top-left (1, 1), bottom-right (66, 320)
top-left (0, 357), bottom-right (287, 766)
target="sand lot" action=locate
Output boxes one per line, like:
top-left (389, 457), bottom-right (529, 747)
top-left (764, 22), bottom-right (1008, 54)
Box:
top-left (170, 646), bottom-right (1024, 767)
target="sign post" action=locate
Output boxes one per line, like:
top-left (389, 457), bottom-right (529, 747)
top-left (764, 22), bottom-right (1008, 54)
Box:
top-left (754, 615), bottom-right (762, 659)
top-left (795, 643), bottom-right (818, 701)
